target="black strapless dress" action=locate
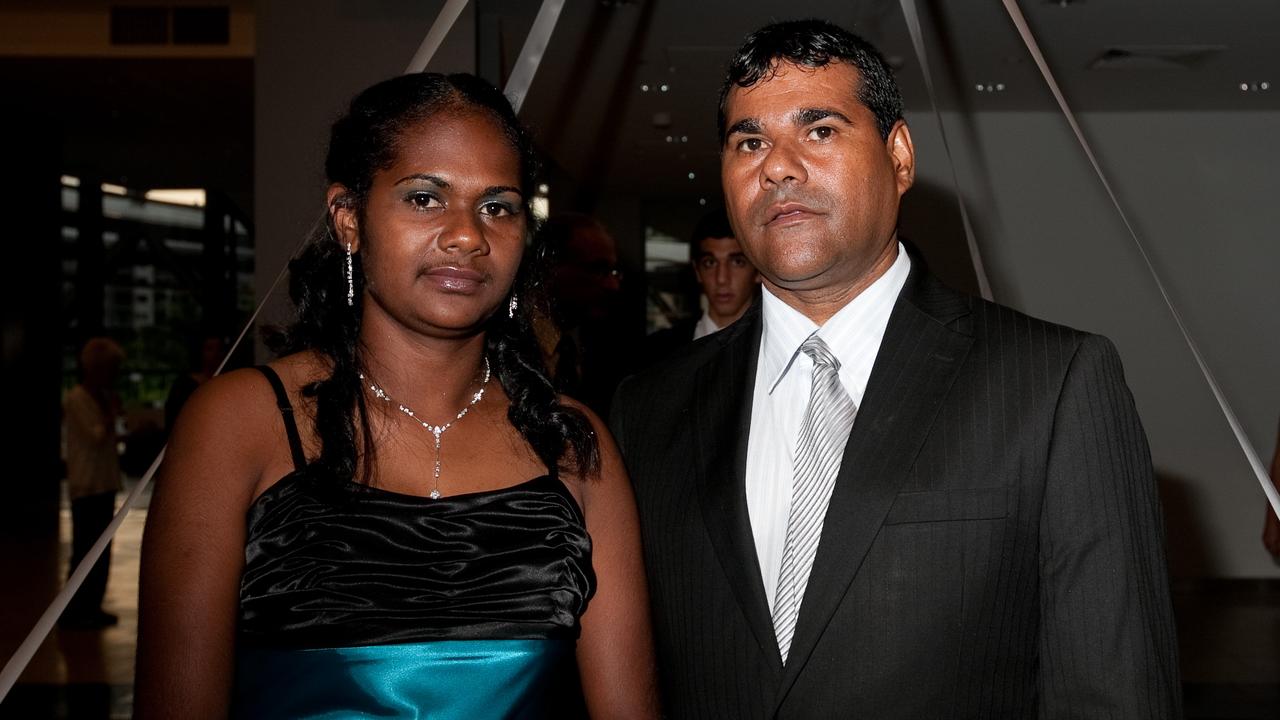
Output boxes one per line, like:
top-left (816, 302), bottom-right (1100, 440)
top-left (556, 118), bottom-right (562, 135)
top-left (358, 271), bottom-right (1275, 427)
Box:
top-left (231, 367), bottom-right (595, 719)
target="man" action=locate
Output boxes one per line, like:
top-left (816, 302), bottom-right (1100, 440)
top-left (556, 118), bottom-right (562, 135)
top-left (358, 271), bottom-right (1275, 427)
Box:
top-left (61, 337), bottom-right (125, 629)
top-left (611, 20), bottom-right (1180, 718)
top-left (644, 209), bottom-right (760, 365)
top-left (536, 212), bottom-right (626, 415)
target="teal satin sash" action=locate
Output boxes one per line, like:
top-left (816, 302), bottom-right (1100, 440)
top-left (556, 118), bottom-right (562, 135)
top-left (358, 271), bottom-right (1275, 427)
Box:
top-left (233, 638), bottom-right (575, 719)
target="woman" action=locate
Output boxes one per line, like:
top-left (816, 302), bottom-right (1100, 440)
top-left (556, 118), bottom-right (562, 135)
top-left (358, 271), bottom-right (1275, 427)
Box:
top-left (136, 73), bottom-right (658, 718)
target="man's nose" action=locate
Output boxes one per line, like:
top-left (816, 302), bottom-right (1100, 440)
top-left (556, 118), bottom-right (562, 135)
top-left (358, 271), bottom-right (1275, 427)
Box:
top-left (714, 262), bottom-right (731, 286)
top-left (761, 138), bottom-right (807, 189)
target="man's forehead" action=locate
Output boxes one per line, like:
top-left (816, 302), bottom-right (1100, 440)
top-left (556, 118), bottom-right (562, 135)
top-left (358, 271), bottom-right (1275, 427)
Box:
top-left (732, 60), bottom-right (860, 96)
top-left (726, 61), bottom-right (862, 117)
top-left (568, 226), bottom-right (616, 259)
top-left (698, 235), bottom-right (744, 255)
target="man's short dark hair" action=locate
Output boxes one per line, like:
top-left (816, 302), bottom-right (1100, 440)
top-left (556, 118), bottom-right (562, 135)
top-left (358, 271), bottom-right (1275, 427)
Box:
top-left (717, 19), bottom-right (904, 144)
top-left (690, 208), bottom-right (734, 259)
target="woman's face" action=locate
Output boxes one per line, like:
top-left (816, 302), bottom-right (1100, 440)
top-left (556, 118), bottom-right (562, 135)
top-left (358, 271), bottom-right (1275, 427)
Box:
top-left (339, 109), bottom-right (527, 338)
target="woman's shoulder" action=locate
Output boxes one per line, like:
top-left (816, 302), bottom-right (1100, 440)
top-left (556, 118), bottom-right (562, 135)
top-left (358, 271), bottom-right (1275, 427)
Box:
top-left (554, 394), bottom-right (626, 500)
top-left (555, 394), bottom-right (612, 454)
top-left (163, 351), bottom-right (331, 500)
top-left (170, 351), bottom-right (326, 448)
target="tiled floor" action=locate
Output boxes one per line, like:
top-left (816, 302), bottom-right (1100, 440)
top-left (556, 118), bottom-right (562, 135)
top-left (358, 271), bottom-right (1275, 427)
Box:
top-left (0, 486), bottom-right (142, 720)
top-left (0, 484), bottom-right (1277, 718)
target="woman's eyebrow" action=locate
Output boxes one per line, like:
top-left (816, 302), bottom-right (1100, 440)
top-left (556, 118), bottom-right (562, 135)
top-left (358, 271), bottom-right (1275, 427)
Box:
top-left (394, 173), bottom-right (449, 187)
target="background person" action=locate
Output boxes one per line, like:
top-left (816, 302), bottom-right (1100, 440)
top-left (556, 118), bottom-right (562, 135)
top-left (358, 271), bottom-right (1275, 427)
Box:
top-left (61, 336), bottom-right (125, 630)
top-left (163, 333), bottom-right (226, 436)
top-left (535, 212), bottom-right (627, 416)
top-left (643, 208), bottom-right (760, 367)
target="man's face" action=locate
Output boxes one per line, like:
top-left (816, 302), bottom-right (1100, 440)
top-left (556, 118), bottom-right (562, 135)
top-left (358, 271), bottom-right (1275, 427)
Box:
top-left (720, 61), bottom-right (914, 309)
top-left (693, 235), bottom-right (758, 324)
top-left (551, 224), bottom-right (621, 322)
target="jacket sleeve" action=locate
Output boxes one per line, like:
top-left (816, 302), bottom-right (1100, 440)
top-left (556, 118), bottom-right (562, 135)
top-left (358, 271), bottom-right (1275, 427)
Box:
top-left (1037, 334), bottom-right (1182, 718)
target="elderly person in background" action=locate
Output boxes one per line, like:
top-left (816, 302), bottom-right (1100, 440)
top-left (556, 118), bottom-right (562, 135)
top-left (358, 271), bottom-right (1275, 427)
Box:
top-left (61, 336), bottom-right (125, 630)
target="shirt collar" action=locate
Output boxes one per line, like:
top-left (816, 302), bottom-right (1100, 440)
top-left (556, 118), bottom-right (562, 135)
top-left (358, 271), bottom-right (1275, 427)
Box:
top-left (760, 242), bottom-right (912, 395)
top-left (692, 312), bottom-right (721, 341)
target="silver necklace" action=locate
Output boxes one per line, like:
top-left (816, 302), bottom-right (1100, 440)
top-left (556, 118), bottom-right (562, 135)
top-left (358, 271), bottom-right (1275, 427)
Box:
top-left (359, 356), bottom-right (491, 499)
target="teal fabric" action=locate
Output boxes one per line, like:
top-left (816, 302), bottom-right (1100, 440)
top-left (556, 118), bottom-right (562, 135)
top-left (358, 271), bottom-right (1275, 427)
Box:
top-left (232, 638), bottom-right (574, 719)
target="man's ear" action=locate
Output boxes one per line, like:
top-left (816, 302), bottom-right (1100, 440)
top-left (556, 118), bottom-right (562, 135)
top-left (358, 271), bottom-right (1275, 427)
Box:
top-left (886, 120), bottom-right (916, 197)
top-left (326, 184), bottom-right (360, 251)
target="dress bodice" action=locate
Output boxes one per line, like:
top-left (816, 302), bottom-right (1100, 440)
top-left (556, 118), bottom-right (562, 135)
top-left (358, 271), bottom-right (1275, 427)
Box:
top-left (231, 366), bottom-right (595, 719)
top-left (238, 470), bottom-right (595, 650)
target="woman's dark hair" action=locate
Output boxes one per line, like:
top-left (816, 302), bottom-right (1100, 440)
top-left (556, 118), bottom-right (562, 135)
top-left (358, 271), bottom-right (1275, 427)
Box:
top-left (716, 19), bottom-right (903, 143)
top-left (270, 72), bottom-right (599, 485)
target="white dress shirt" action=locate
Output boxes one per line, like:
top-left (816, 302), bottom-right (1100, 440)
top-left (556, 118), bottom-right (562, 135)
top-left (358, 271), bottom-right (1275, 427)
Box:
top-left (63, 385), bottom-right (122, 500)
top-left (746, 244), bottom-right (911, 610)
top-left (692, 312), bottom-right (721, 341)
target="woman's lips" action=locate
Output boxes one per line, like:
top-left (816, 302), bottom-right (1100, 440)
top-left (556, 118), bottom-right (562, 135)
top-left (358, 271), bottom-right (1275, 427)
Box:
top-left (423, 266), bottom-right (484, 292)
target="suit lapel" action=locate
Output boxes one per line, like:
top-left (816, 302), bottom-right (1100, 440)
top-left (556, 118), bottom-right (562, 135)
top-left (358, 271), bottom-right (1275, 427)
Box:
top-left (773, 271), bottom-right (975, 708)
top-left (691, 306), bottom-right (784, 674)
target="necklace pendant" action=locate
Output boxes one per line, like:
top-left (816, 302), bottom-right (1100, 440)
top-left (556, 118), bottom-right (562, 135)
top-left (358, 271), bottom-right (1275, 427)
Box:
top-left (361, 357), bottom-right (492, 505)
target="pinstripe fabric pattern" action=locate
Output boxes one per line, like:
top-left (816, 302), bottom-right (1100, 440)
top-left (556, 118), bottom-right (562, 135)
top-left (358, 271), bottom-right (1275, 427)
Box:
top-left (771, 337), bottom-right (856, 662)
top-left (610, 262), bottom-right (1181, 719)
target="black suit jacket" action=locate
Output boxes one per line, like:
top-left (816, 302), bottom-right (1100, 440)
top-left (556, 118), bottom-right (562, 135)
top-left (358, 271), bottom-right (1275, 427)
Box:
top-left (610, 265), bottom-right (1181, 719)
top-left (639, 318), bottom-right (699, 371)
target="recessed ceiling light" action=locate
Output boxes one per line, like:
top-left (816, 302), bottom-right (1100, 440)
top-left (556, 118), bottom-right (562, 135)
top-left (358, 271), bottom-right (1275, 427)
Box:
top-left (687, 172), bottom-right (696, 180)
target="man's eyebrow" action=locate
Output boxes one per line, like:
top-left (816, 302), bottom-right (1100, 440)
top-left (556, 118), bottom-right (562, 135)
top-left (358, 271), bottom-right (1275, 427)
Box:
top-left (795, 108), bottom-right (854, 126)
top-left (725, 118), bottom-right (763, 137)
top-left (395, 173), bottom-right (449, 187)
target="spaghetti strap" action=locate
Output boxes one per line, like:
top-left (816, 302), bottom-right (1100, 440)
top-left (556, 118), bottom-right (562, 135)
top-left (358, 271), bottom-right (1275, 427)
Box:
top-left (254, 366), bottom-right (307, 471)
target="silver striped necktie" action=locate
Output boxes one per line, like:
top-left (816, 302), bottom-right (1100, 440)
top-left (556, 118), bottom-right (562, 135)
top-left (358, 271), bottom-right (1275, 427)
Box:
top-left (771, 334), bottom-right (858, 663)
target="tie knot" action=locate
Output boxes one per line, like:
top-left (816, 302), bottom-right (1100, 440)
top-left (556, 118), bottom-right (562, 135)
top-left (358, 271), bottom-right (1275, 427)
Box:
top-left (800, 335), bottom-right (840, 372)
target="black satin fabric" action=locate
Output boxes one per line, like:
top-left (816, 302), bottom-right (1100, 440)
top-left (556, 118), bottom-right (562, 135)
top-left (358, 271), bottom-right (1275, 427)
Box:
top-left (238, 472), bottom-right (595, 650)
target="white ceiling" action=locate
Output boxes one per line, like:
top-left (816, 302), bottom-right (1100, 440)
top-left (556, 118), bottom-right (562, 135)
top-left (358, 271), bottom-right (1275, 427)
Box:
top-left (480, 0), bottom-right (1280, 199)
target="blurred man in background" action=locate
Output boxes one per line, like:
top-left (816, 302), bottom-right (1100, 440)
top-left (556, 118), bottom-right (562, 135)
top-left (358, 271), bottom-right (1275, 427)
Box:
top-left (61, 337), bottom-right (125, 629)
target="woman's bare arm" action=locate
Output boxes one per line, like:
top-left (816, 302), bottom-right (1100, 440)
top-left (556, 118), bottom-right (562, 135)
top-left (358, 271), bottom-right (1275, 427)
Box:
top-left (573, 404), bottom-right (661, 719)
top-left (134, 369), bottom-right (278, 719)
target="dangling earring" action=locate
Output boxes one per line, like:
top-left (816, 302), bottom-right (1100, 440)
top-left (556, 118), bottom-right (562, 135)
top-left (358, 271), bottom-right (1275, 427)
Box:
top-left (346, 242), bottom-right (355, 306)
top-left (507, 293), bottom-right (518, 319)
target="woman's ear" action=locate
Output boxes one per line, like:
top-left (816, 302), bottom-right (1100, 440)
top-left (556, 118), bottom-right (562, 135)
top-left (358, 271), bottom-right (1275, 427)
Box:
top-left (326, 184), bottom-right (360, 252)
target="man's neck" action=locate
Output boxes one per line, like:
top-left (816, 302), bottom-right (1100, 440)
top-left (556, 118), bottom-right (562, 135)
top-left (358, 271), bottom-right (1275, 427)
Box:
top-left (765, 240), bottom-right (899, 326)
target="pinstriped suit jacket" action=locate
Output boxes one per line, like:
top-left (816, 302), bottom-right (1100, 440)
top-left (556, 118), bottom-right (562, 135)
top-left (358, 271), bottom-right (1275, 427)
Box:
top-left (610, 264), bottom-right (1182, 719)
